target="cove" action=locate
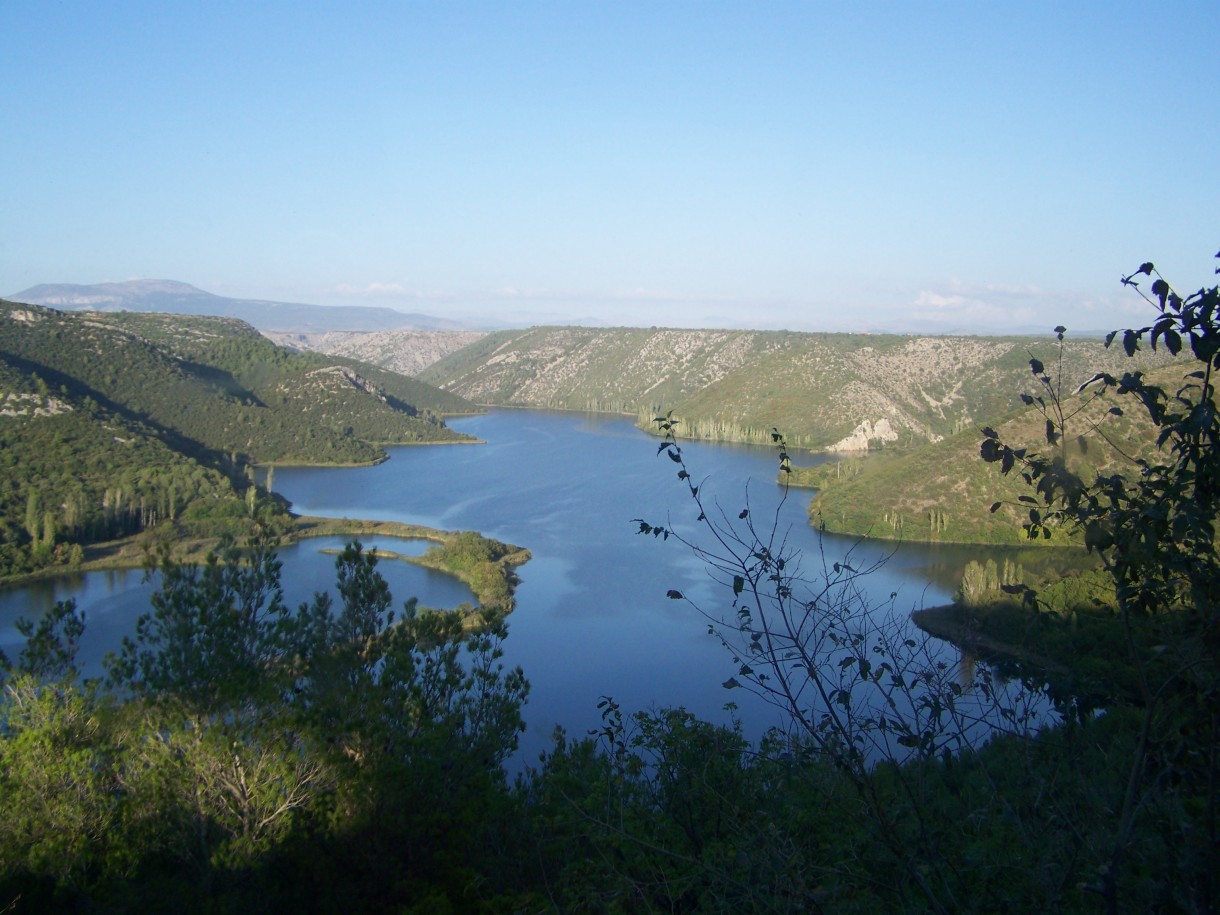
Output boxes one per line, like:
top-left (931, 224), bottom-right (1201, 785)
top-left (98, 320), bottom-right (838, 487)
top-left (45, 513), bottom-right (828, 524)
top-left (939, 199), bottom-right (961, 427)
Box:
top-left (272, 410), bottom-right (981, 762)
top-left (0, 536), bottom-right (477, 674)
top-left (1, 410), bottom-right (997, 764)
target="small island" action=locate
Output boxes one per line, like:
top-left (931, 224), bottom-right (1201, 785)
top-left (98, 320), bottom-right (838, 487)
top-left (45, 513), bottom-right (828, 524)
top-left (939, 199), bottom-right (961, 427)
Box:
top-left (295, 517), bottom-right (529, 614)
top-left (37, 515), bottom-right (530, 619)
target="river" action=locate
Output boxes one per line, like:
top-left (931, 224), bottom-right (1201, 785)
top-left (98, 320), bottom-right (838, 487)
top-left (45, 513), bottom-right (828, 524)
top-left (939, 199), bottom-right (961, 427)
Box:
top-left (1, 410), bottom-right (999, 764)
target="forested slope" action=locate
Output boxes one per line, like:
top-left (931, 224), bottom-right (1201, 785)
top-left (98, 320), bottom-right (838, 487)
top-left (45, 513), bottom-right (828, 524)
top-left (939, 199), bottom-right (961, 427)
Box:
top-left (87, 310), bottom-right (478, 424)
top-left (0, 303), bottom-right (476, 464)
top-left (0, 301), bottom-right (479, 577)
top-left (0, 357), bottom-right (246, 576)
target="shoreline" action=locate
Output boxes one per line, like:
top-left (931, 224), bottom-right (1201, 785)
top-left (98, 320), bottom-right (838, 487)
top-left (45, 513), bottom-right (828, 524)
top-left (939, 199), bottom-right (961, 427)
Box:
top-left (256, 435), bottom-right (485, 468)
top-left (912, 602), bottom-right (1067, 675)
top-left (3, 516), bottom-right (530, 615)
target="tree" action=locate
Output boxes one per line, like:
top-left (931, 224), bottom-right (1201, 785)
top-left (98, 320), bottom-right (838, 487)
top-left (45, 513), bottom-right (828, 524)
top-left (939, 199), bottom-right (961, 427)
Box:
top-left (981, 251), bottom-right (1220, 913)
top-left (107, 534), bottom-right (293, 711)
top-left (628, 417), bottom-right (1050, 913)
top-left (0, 535), bottom-right (531, 909)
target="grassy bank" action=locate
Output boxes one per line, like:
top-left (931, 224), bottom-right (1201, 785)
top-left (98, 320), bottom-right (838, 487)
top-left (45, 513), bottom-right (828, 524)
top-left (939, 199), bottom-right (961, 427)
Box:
top-left (11, 515), bottom-right (530, 616)
top-left (300, 518), bottom-right (530, 613)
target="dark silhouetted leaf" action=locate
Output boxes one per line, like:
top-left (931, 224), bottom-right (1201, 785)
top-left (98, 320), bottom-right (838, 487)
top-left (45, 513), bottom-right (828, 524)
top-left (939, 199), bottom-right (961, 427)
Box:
top-left (1123, 330), bottom-right (1139, 357)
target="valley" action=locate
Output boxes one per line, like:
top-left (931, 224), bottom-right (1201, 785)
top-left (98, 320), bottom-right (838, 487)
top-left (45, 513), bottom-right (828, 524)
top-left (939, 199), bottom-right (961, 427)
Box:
top-left (2, 281), bottom-right (1214, 913)
top-left (290, 323), bottom-right (1167, 453)
top-left (278, 321), bottom-right (1175, 548)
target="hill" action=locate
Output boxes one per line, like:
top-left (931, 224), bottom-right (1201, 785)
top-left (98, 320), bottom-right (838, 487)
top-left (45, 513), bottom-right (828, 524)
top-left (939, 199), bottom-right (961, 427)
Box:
top-left (0, 301), bottom-right (480, 576)
top-left (0, 302), bottom-right (477, 465)
top-left (263, 329), bottom-right (488, 376)
top-left (8, 279), bottom-right (471, 333)
top-left (792, 360), bottom-right (1185, 545)
top-left (90, 310), bottom-right (477, 422)
top-left (418, 326), bottom-right (1167, 451)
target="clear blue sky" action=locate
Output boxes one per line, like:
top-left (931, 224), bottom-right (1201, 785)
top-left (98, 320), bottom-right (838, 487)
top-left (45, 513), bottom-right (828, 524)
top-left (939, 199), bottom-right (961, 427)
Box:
top-left (3, 1), bottom-right (1217, 332)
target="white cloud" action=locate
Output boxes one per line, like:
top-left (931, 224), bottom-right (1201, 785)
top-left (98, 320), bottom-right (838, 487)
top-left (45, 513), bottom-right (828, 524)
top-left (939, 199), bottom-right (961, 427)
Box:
top-left (331, 281), bottom-right (415, 298)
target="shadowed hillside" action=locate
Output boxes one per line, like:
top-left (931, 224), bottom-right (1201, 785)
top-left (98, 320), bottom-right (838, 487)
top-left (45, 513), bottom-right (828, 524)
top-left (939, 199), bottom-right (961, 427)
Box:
top-left (0, 300), bottom-right (480, 576)
top-left (0, 303), bottom-right (477, 465)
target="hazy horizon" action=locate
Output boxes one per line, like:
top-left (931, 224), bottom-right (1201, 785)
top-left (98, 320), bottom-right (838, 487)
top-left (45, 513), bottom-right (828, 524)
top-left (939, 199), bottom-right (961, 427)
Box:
top-left (6, 276), bottom-right (1125, 337)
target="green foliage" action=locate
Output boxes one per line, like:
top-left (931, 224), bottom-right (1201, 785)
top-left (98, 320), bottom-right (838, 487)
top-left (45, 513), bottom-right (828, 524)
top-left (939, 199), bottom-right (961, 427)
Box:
top-left (0, 300), bottom-right (480, 579)
top-left (107, 535), bottom-right (293, 709)
top-left (0, 360), bottom-right (248, 576)
top-left (982, 259), bottom-right (1220, 618)
top-left (519, 687), bottom-right (1215, 912)
top-left (411, 531), bottom-right (529, 612)
top-left (521, 711), bottom-right (844, 912)
top-left (0, 677), bottom-right (136, 899)
top-left (980, 253), bottom-right (1220, 912)
top-left (0, 538), bottom-right (529, 911)
top-left (9, 600), bottom-right (86, 683)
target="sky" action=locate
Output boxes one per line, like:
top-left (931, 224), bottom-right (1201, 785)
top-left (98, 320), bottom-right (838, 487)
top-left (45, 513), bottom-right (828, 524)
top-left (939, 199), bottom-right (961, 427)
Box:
top-left (2, 1), bottom-right (1217, 334)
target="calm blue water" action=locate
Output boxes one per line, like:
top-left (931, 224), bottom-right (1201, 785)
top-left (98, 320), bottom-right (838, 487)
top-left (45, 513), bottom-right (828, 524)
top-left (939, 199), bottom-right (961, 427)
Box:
top-left (1, 410), bottom-right (989, 763)
top-left (0, 537), bottom-right (475, 670)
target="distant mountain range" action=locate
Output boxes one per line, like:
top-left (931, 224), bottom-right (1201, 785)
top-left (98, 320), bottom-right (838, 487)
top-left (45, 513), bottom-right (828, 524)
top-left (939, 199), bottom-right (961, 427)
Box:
top-left (7, 279), bottom-right (470, 333)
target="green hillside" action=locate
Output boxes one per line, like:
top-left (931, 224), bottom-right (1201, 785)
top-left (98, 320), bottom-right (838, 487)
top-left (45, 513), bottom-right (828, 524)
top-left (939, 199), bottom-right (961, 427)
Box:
top-left (0, 303), bottom-right (477, 465)
top-left (0, 301), bottom-right (479, 577)
top-left (94, 311), bottom-right (476, 417)
top-left (795, 361), bottom-right (1180, 545)
top-left (0, 356), bottom-right (248, 577)
top-left (421, 326), bottom-right (1167, 451)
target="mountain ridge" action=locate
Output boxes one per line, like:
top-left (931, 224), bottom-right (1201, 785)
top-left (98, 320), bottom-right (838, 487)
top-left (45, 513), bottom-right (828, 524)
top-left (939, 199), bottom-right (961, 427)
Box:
top-left (8, 279), bottom-right (472, 333)
top-left (409, 326), bottom-right (1170, 452)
